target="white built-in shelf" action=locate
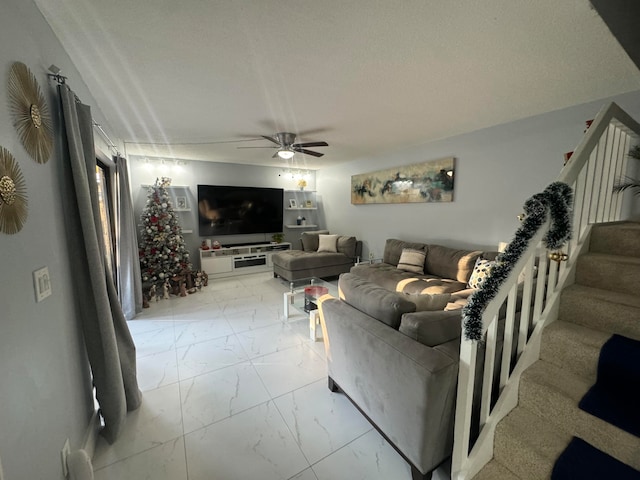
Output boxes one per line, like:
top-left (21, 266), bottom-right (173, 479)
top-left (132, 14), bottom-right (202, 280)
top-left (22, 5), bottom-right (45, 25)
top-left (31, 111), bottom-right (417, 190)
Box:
top-left (173, 208), bottom-right (191, 212)
top-left (286, 224), bottom-right (319, 229)
top-left (141, 184), bottom-right (190, 189)
top-left (285, 189), bottom-right (316, 193)
top-left (285, 207), bottom-right (317, 211)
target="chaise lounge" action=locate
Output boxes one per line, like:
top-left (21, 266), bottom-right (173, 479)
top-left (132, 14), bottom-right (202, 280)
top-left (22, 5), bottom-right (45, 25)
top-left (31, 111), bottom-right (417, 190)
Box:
top-left (272, 231), bottom-right (362, 282)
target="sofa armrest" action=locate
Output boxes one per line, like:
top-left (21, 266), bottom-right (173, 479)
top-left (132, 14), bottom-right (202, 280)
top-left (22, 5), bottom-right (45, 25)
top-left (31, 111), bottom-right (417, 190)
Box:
top-left (354, 240), bottom-right (363, 262)
top-left (319, 296), bottom-right (458, 473)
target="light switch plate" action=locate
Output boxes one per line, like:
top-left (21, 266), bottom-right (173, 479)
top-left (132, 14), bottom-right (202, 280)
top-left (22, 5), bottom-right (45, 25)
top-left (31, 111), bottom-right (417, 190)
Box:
top-left (33, 266), bottom-right (52, 302)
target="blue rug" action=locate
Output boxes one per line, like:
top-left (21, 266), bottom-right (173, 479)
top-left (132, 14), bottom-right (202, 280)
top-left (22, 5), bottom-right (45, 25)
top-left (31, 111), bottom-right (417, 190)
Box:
top-left (579, 334), bottom-right (640, 437)
top-left (552, 437), bottom-right (640, 479)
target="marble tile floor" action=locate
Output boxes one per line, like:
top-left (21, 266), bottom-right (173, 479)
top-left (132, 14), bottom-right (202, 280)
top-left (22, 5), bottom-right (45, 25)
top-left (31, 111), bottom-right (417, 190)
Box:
top-left (93, 272), bottom-right (452, 480)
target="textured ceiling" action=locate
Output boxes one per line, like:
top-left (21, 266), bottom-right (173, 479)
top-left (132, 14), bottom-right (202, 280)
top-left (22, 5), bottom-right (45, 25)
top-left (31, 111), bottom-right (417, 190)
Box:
top-left (34, 0), bottom-right (640, 169)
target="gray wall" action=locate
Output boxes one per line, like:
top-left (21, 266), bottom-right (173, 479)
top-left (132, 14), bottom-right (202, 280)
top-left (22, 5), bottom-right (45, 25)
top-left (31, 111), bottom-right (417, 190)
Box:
top-left (318, 91), bottom-right (640, 259)
top-left (129, 159), bottom-right (318, 268)
top-left (0, 1), bottom-right (116, 478)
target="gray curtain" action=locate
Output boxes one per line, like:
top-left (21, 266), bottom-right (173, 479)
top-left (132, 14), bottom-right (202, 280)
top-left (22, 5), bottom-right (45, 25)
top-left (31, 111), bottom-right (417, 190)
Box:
top-left (59, 85), bottom-right (141, 443)
top-left (115, 157), bottom-right (142, 319)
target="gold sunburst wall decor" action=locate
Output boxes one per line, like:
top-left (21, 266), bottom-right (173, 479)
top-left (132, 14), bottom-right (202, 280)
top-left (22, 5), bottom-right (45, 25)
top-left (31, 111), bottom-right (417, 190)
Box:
top-left (0, 147), bottom-right (28, 234)
top-left (8, 61), bottom-right (53, 164)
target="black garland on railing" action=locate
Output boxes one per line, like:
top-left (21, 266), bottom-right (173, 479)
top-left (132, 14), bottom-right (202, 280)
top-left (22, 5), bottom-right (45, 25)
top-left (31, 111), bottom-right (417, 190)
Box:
top-left (462, 181), bottom-right (573, 341)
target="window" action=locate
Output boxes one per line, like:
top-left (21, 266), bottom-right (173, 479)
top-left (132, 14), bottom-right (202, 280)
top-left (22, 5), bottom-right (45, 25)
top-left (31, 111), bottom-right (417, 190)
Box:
top-left (96, 162), bottom-right (116, 278)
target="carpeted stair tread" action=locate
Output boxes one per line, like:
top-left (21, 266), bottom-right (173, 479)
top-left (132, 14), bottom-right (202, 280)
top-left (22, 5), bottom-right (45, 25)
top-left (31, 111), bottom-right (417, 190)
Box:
top-left (541, 320), bottom-right (610, 383)
top-left (471, 459), bottom-right (521, 480)
top-left (589, 221), bottom-right (640, 258)
top-left (519, 360), bottom-right (640, 470)
top-left (559, 284), bottom-right (640, 340)
top-left (493, 406), bottom-right (572, 479)
top-left (575, 252), bottom-right (640, 297)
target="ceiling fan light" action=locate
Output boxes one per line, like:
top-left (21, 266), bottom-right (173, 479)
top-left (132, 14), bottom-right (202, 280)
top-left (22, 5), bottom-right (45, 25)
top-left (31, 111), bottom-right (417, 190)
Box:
top-left (277, 149), bottom-right (295, 159)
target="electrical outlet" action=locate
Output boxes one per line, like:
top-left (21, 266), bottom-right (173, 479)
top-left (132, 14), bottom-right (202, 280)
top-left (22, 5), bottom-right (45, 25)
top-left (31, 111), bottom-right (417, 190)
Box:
top-left (61, 439), bottom-right (70, 477)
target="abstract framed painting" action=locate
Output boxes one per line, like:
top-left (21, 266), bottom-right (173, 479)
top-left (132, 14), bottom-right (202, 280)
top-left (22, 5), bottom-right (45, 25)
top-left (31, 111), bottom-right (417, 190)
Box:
top-left (351, 157), bottom-right (455, 205)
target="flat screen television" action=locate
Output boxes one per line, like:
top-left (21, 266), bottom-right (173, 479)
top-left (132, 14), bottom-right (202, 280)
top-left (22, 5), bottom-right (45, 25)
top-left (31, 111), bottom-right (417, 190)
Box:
top-left (197, 185), bottom-right (283, 236)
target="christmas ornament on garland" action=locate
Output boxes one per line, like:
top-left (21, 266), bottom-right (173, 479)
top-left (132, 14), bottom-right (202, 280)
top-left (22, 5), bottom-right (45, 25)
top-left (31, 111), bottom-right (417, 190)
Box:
top-left (139, 177), bottom-right (192, 294)
top-left (462, 182), bottom-right (573, 341)
top-left (8, 62), bottom-right (53, 164)
top-left (0, 147), bottom-right (28, 234)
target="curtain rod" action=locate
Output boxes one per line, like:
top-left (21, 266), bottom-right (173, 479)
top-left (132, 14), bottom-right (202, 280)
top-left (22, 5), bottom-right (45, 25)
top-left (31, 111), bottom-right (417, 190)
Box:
top-left (93, 121), bottom-right (120, 157)
top-left (47, 65), bottom-right (121, 157)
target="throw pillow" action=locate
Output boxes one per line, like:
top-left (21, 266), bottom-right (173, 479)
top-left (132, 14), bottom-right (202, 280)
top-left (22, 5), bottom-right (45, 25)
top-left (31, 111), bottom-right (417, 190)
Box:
top-left (317, 234), bottom-right (339, 253)
top-left (404, 293), bottom-right (451, 311)
top-left (397, 248), bottom-right (426, 274)
top-left (468, 257), bottom-right (496, 289)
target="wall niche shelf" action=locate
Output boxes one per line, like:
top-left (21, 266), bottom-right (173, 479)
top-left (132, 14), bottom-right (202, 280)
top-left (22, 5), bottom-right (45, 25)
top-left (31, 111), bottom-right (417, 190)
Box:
top-left (140, 184), bottom-right (190, 189)
top-left (283, 189), bottom-right (320, 238)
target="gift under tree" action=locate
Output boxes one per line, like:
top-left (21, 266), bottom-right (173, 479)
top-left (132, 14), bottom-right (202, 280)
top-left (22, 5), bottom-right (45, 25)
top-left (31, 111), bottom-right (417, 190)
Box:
top-left (139, 177), bottom-right (192, 291)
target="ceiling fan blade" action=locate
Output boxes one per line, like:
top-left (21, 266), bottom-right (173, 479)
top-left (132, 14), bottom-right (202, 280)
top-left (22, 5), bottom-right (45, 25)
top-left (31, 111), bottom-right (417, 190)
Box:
top-left (272, 151), bottom-right (280, 159)
top-left (293, 148), bottom-right (324, 157)
top-left (261, 135), bottom-right (281, 145)
top-left (237, 146), bottom-right (278, 149)
top-left (291, 141), bottom-right (328, 148)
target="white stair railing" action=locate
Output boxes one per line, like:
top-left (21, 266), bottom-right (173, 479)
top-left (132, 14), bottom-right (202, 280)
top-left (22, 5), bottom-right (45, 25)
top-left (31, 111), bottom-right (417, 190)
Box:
top-left (451, 102), bottom-right (640, 480)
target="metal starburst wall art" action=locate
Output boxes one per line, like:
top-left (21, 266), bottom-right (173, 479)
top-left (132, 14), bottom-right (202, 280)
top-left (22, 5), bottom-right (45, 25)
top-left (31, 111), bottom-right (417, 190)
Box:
top-left (0, 147), bottom-right (28, 234)
top-left (8, 61), bottom-right (53, 164)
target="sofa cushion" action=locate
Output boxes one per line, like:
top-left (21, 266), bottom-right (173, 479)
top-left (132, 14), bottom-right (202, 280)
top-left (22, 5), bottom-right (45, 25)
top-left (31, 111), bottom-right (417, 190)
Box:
top-left (383, 239), bottom-right (428, 266)
top-left (397, 248), bottom-right (426, 274)
top-left (396, 277), bottom-right (469, 294)
top-left (349, 263), bottom-right (468, 294)
top-left (272, 250), bottom-right (353, 272)
top-left (425, 245), bottom-right (482, 283)
top-left (337, 236), bottom-right (357, 258)
top-left (399, 310), bottom-right (463, 347)
top-left (300, 230), bottom-right (330, 251)
top-left (317, 234), bottom-right (339, 252)
top-left (403, 293), bottom-right (451, 311)
top-left (338, 273), bottom-right (416, 329)
top-left (467, 257), bottom-right (497, 289)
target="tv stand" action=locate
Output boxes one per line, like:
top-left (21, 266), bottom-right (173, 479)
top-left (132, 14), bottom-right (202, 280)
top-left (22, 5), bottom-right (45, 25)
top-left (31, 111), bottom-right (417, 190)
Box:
top-left (199, 242), bottom-right (292, 279)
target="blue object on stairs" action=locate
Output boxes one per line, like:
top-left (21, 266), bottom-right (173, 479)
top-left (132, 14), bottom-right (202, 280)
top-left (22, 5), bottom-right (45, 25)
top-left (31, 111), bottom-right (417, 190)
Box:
top-left (579, 334), bottom-right (640, 437)
top-left (551, 437), bottom-right (640, 479)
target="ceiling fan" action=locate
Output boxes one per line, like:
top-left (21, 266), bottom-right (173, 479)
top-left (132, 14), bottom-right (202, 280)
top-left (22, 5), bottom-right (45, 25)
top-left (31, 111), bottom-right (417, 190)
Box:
top-left (238, 132), bottom-right (328, 159)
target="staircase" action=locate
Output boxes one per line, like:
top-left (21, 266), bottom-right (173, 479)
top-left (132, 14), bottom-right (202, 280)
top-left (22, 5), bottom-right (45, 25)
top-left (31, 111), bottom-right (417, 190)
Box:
top-left (474, 221), bottom-right (640, 479)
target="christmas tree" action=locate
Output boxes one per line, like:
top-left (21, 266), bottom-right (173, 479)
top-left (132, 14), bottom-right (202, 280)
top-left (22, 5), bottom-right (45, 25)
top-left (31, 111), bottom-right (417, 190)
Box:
top-left (139, 177), bottom-right (191, 290)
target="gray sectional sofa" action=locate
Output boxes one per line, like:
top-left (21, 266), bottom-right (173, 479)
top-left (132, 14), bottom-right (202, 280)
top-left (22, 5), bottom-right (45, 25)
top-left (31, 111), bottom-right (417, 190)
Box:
top-left (318, 239), bottom-right (500, 479)
top-left (272, 231), bottom-right (362, 282)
